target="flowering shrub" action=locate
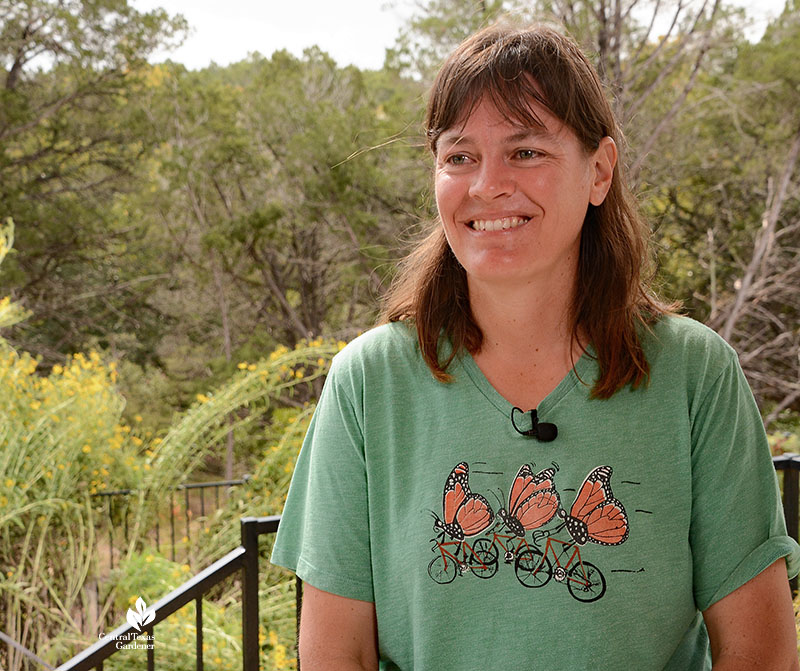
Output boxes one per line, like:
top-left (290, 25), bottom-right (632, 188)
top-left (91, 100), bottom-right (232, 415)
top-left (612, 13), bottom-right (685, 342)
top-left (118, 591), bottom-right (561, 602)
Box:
top-left (0, 224), bottom-right (149, 663)
top-left (36, 338), bottom-right (338, 668)
top-left (1, 222), bottom-right (330, 669)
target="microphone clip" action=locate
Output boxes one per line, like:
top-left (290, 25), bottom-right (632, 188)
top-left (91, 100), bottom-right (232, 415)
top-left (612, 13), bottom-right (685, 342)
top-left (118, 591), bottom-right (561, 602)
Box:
top-left (511, 407), bottom-right (558, 442)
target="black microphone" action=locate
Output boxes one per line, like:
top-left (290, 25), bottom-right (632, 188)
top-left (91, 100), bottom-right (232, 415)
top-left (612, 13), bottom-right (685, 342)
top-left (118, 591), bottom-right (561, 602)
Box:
top-left (510, 407), bottom-right (558, 442)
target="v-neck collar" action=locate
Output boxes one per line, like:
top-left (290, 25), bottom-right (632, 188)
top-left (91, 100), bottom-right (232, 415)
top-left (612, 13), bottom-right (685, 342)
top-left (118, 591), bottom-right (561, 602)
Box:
top-left (454, 344), bottom-right (597, 419)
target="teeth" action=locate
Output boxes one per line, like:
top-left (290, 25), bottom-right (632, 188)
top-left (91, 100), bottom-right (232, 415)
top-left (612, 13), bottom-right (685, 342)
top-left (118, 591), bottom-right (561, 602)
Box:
top-left (470, 216), bottom-right (528, 231)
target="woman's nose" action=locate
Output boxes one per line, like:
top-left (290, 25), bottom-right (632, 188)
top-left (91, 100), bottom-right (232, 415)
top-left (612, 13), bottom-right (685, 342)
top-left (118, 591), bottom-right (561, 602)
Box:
top-left (468, 158), bottom-right (515, 201)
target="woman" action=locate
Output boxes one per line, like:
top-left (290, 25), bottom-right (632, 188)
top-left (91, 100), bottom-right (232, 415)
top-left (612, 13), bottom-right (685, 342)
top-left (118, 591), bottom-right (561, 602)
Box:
top-left (272, 24), bottom-right (800, 670)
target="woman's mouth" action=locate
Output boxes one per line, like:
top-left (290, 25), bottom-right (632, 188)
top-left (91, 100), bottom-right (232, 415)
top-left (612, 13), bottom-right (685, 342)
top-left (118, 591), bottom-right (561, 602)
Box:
top-left (469, 216), bottom-right (530, 231)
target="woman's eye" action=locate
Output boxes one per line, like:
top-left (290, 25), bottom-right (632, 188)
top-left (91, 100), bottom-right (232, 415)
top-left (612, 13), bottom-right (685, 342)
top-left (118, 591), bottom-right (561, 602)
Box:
top-left (446, 154), bottom-right (470, 165)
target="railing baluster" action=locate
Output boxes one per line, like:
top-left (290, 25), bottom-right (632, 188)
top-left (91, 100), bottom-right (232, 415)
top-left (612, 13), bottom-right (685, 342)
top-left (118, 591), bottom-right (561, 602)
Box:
top-left (196, 597), bottom-right (204, 670)
top-left (782, 462), bottom-right (799, 543)
top-left (155, 513), bottom-right (160, 554)
top-left (296, 576), bottom-right (303, 650)
top-left (123, 494), bottom-right (129, 545)
top-left (783, 457), bottom-right (799, 593)
top-left (107, 497), bottom-right (113, 572)
top-left (170, 490), bottom-right (176, 562)
top-left (185, 486), bottom-right (191, 554)
top-left (296, 576), bottom-right (303, 671)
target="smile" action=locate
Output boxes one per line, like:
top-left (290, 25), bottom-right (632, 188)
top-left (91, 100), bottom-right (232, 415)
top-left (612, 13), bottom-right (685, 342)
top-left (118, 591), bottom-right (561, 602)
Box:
top-left (469, 216), bottom-right (530, 231)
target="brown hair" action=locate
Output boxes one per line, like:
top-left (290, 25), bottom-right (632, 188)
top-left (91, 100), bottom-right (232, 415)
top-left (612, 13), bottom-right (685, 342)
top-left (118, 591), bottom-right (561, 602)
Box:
top-left (381, 23), bottom-right (672, 399)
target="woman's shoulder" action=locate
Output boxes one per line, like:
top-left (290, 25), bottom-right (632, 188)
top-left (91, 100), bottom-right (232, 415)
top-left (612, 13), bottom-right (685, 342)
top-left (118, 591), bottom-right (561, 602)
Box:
top-left (329, 321), bottom-right (422, 376)
top-left (642, 314), bottom-right (739, 384)
top-left (646, 314), bottom-right (734, 354)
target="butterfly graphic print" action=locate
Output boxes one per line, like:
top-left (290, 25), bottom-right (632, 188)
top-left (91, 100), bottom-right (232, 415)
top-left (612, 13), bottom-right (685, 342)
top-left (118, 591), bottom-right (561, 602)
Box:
top-left (559, 465), bottom-right (629, 546)
top-left (497, 464), bottom-right (560, 537)
top-left (432, 462), bottom-right (494, 541)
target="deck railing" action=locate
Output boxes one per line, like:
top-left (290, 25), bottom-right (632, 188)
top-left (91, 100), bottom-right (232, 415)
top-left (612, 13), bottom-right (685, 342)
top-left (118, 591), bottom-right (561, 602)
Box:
top-left (92, 476), bottom-right (251, 570)
top-left (54, 516), bottom-right (300, 671)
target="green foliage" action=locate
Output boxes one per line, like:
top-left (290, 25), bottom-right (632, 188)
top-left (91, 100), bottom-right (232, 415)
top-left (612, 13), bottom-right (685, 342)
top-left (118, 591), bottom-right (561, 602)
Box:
top-left (28, 337), bottom-right (338, 667)
top-left (0, 221), bottom-right (336, 665)
top-left (386, 0), bottom-right (509, 79)
top-left (0, 223), bottom-right (147, 663)
top-left (0, 0), bottom-right (187, 368)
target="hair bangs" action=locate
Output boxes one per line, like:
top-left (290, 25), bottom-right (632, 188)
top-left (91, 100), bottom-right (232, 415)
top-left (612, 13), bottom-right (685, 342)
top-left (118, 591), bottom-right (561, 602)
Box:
top-left (427, 40), bottom-right (554, 153)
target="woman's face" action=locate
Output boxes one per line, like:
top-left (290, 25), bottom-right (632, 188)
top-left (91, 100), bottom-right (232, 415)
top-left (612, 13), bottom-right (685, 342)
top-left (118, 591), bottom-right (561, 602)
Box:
top-left (434, 96), bottom-right (616, 291)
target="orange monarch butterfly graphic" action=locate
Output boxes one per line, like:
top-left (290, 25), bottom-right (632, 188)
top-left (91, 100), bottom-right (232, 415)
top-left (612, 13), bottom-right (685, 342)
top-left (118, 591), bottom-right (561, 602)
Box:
top-left (498, 464), bottom-right (560, 537)
top-left (432, 462), bottom-right (494, 541)
top-left (559, 465), bottom-right (629, 546)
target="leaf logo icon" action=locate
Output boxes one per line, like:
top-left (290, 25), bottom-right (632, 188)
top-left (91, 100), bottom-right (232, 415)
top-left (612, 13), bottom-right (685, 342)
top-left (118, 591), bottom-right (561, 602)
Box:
top-left (126, 597), bottom-right (155, 632)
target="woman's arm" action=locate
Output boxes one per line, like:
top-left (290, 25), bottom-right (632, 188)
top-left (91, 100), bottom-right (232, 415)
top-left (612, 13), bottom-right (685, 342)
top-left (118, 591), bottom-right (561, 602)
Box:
top-left (703, 558), bottom-right (798, 670)
top-left (299, 583), bottom-right (379, 670)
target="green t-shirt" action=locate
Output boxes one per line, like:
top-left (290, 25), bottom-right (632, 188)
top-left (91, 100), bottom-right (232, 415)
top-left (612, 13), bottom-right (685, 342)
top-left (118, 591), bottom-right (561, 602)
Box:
top-left (271, 315), bottom-right (800, 670)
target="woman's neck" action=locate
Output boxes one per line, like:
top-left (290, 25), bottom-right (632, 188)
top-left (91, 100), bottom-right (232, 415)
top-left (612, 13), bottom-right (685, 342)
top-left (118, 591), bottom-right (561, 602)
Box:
top-left (468, 274), bottom-right (576, 357)
top-left (467, 274), bottom-right (584, 409)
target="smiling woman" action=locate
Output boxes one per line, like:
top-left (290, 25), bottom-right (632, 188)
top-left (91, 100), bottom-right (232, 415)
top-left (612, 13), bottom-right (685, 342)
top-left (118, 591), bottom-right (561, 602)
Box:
top-left (271, 23), bottom-right (800, 671)
top-left (433, 99), bottom-right (615, 303)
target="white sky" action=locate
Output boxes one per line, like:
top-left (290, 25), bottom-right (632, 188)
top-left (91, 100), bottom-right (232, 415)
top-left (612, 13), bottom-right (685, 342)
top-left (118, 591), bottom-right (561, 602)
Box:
top-left (130, 0), bottom-right (788, 72)
top-left (130, 0), bottom-right (414, 71)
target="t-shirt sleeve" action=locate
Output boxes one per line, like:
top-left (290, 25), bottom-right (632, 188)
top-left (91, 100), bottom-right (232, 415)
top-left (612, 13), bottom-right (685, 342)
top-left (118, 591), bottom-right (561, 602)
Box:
top-left (270, 355), bottom-right (374, 602)
top-left (689, 350), bottom-right (800, 612)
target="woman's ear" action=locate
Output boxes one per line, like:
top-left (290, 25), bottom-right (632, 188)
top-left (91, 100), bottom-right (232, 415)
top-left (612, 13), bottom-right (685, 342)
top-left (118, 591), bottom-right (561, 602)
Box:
top-left (589, 136), bottom-right (618, 206)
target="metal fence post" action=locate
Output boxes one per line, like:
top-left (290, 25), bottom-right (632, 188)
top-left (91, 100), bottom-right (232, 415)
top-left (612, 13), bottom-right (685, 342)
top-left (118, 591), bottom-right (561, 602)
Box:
top-left (241, 517), bottom-right (260, 671)
top-left (782, 457), bottom-right (799, 593)
top-left (782, 459), bottom-right (800, 544)
top-left (296, 576), bottom-right (303, 671)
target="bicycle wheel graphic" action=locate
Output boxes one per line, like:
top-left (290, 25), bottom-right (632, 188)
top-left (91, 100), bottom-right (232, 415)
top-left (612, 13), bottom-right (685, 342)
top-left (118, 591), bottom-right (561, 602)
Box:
top-left (428, 555), bottom-right (458, 584)
top-left (566, 560), bottom-right (606, 602)
top-left (515, 548), bottom-right (552, 588)
top-left (469, 538), bottom-right (499, 579)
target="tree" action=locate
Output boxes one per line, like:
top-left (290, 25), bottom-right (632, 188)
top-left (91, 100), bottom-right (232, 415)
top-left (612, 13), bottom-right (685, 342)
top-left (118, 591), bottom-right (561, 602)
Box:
top-left (118, 49), bottom-right (428, 471)
top-left (0, 0), bottom-right (186, 366)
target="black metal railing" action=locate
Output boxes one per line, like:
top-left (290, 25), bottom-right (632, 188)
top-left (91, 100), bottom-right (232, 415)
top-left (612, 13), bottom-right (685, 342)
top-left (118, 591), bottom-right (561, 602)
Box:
top-left (92, 476), bottom-right (251, 571)
top-left (55, 516), bottom-right (299, 671)
top-left (772, 453), bottom-right (800, 592)
top-left (773, 454), bottom-right (800, 541)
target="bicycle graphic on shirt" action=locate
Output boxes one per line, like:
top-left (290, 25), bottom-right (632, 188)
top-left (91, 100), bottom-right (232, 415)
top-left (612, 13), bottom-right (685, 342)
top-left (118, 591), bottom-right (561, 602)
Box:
top-left (428, 524), bottom-right (606, 602)
top-left (427, 529), bottom-right (536, 583)
top-left (515, 523), bottom-right (606, 602)
top-left (426, 462), bottom-right (627, 602)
